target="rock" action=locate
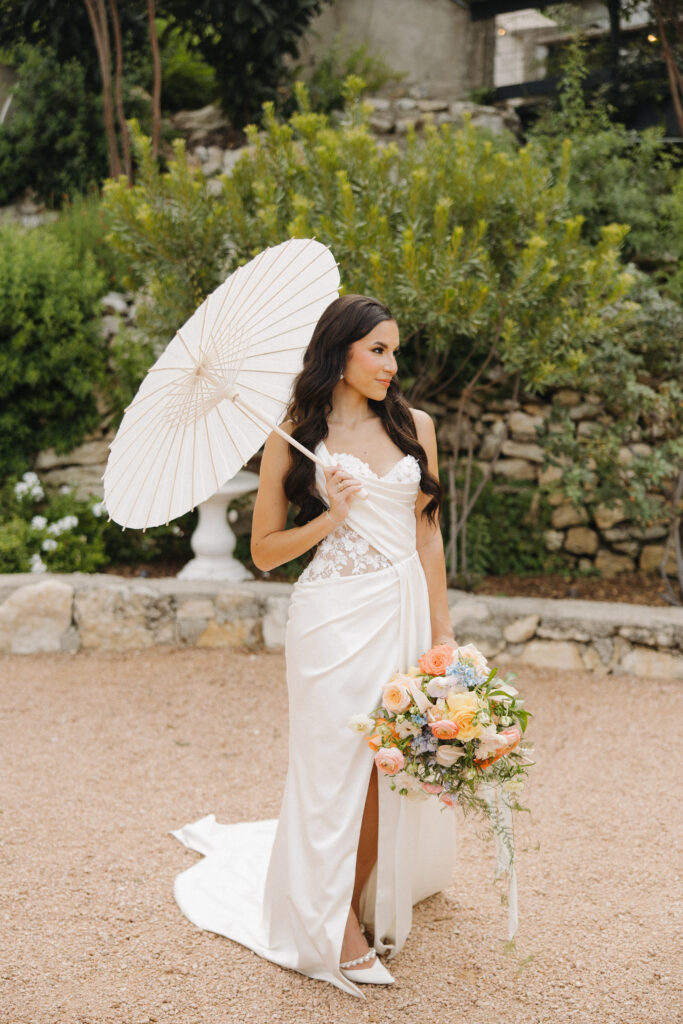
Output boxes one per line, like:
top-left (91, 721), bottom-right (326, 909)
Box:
top-left (368, 112), bottom-right (395, 133)
top-left (0, 580), bottom-right (73, 653)
top-left (40, 465), bottom-right (104, 500)
top-left (395, 115), bottom-right (421, 134)
top-left (629, 525), bottom-right (668, 541)
top-left (568, 402), bottom-right (601, 421)
top-left (197, 617), bottom-right (262, 649)
top-left (101, 292), bottom-right (129, 315)
top-left (501, 440), bottom-right (544, 463)
top-left (539, 464), bottom-right (563, 486)
top-left (171, 104), bottom-right (229, 134)
top-left (75, 585), bottom-right (162, 650)
top-left (449, 602), bottom-right (491, 630)
top-left (639, 544), bottom-right (678, 576)
top-left (619, 626), bottom-right (656, 646)
top-left (207, 178), bottom-right (224, 197)
top-left (551, 503), bottom-right (587, 529)
top-left (631, 443), bottom-right (653, 458)
top-left (565, 527), bottom-right (599, 556)
top-left (544, 529), bottom-right (565, 552)
top-left (611, 541), bottom-right (639, 557)
top-left (36, 437), bottom-right (113, 470)
top-left (619, 646), bottom-right (683, 680)
top-left (553, 389), bottom-right (581, 407)
top-left (508, 411), bottom-right (544, 441)
top-left (578, 421), bottom-right (601, 438)
top-left (201, 158), bottom-right (224, 178)
top-left (519, 640), bottom-right (584, 671)
top-left (536, 624), bottom-right (591, 643)
top-left (177, 599), bottom-right (215, 620)
top-left (223, 147), bottom-right (247, 174)
top-left (478, 421), bottom-right (506, 460)
top-left (475, 636), bottom-right (505, 659)
top-left (366, 96), bottom-right (391, 111)
top-left (491, 458), bottom-right (536, 481)
top-left (593, 638), bottom-right (613, 665)
top-left (215, 590), bottom-right (261, 621)
top-left (417, 98), bottom-right (449, 112)
top-left (595, 549), bottom-right (635, 576)
top-left (262, 595), bottom-right (290, 651)
top-left (617, 447), bottom-right (633, 465)
top-left (504, 614), bottom-right (539, 644)
top-left (396, 97), bottom-right (418, 111)
top-left (594, 501), bottom-right (628, 531)
top-left (581, 645), bottom-right (608, 674)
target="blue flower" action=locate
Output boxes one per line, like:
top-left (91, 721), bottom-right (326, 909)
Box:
top-left (411, 727), bottom-right (438, 756)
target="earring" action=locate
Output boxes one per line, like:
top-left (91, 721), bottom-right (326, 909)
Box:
top-left (339, 372), bottom-right (344, 380)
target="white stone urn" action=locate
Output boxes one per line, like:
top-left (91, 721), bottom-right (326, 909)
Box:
top-left (176, 470), bottom-right (260, 581)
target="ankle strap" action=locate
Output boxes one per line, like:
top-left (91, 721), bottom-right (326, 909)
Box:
top-left (340, 947), bottom-right (376, 969)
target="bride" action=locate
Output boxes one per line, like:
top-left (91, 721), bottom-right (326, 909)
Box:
top-left (171, 293), bottom-right (458, 998)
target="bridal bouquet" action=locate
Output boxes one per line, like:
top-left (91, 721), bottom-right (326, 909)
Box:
top-left (348, 641), bottom-right (535, 940)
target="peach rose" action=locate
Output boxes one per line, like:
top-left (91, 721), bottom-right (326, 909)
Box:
top-left (498, 724), bottom-right (522, 754)
top-left (439, 791), bottom-right (457, 808)
top-left (421, 782), bottom-right (444, 794)
top-left (375, 748), bottom-right (405, 775)
top-left (456, 642), bottom-right (489, 676)
top-left (429, 719), bottom-right (460, 740)
top-left (382, 681), bottom-right (412, 714)
top-left (426, 704), bottom-right (446, 723)
top-left (446, 691), bottom-right (484, 741)
top-left (418, 644), bottom-right (455, 677)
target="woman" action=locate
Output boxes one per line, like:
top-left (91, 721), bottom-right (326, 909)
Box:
top-left (171, 294), bottom-right (458, 999)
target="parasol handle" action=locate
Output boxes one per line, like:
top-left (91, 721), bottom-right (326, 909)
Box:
top-left (230, 392), bottom-right (369, 501)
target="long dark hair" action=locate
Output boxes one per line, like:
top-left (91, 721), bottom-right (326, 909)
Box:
top-left (282, 293), bottom-right (442, 527)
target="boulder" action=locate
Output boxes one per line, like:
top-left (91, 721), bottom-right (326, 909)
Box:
top-left (544, 529), bottom-right (564, 552)
top-left (639, 544), bottom-right (678, 576)
top-left (553, 389), bottom-right (581, 407)
top-left (501, 440), bottom-right (544, 463)
top-left (594, 549), bottom-right (635, 576)
top-left (491, 458), bottom-right (536, 481)
top-left (0, 580), bottom-right (73, 653)
top-left (551, 503), bottom-right (587, 529)
top-left (619, 646), bottom-right (683, 680)
top-left (197, 617), bottom-right (262, 649)
top-left (594, 501), bottom-right (628, 531)
top-left (262, 595), bottom-right (290, 651)
top-left (171, 104), bottom-right (229, 134)
top-left (36, 437), bottom-right (113, 470)
top-left (539, 464), bottom-right (563, 486)
top-left (564, 527), bottom-right (599, 556)
top-left (519, 640), bottom-right (584, 671)
top-left (504, 614), bottom-right (539, 644)
top-left (75, 585), bottom-right (163, 649)
top-left (508, 411), bottom-right (544, 441)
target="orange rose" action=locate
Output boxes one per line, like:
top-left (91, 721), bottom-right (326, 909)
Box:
top-left (429, 719), bottom-right (460, 740)
top-left (419, 643), bottom-right (455, 676)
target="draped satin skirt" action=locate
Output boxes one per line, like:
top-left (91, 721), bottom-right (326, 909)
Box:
top-left (172, 557), bottom-right (457, 999)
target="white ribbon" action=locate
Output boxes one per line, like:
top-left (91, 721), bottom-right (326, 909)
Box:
top-left (480, 781), bottom-right (518, 941)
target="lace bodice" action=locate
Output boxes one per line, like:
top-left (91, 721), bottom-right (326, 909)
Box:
top-left (297, 450), bottom-right (421, 583)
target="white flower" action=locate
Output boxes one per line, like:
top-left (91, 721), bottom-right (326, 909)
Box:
top-left (41, 538), bottom-right (58, 552)
top-left (14, 481), bottom-right (28, 497)
top-left (30, 553), bottom-right (47, 573)
top-left (228, 508), bottom-right (239, 523)
top-left (47, 515), bottom-right (79, 536)
top-left (435, 745), bottom-right (466, 767)
top-left (425, 677), bottom-right (453, 699)
top-left (456, 643), bottom-right (489, 675)
top-left (91, 501), bottom-right (106, 518)
top-left (171, 525), bottom-right (182, 536)
top-left (475, 723), bottom-right (509, 760)
top-left (15, 471), bottom-right (44, 500)
top-left (347, 714), bottom-right (375, 734)
top-left (499, 715), bottom-right (512, 726)
top-left (502, 779), bottom-right (525, 793)
top-left (22, 471), bottom-right (39, 485)
top-left (395, 718), bottom-right (422, 739)
top-left (31, 515), bottom-right (47, 530)
top-left (59, 484), bottom-right (74, 495)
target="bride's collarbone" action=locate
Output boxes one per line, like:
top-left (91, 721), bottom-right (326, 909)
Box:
top-left (323, 435), bottom-right (406, 478)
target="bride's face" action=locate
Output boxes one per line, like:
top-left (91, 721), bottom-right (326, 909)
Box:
top-left (342, 319), bottom-right (399, 400)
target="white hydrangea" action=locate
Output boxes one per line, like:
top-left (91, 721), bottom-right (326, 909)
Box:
top-left (47, 515), bottom-right (79, 536)
top-left (41, 538), bottom-right (58, 553)
top-left (31, 515), bottom-right (47, 530)
top-left (59, 484), bottom-right (74, 495)
top-left (30, 553), bottom-right (47, 573)
top-left (14, 471), bottom-right (44, 501)
top-left (91, 501), bottom-right (106, 518)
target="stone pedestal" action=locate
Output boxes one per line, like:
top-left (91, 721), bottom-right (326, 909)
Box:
top-left (177, 471), bottom-right (259, 582)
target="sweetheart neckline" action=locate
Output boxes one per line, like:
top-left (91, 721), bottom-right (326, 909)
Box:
top-left (319, 440), bottom-right (418, 481)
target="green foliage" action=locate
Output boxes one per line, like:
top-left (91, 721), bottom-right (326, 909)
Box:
top-left (0, 226), bottom-right (106, 482)
top-left (0, 44), bottom-right (109, 205)
top-left (0, 472), bottom-right (195, 573)
top-left (161, 0), bottom-right (331, 128)
top-left (158, 21), bottom-right (218, 111)
top-left (529, 38), bottom-right (682, 282)
top-left (299, 35), bottom-right (404, 115)
top-left (45, 190), bottom-right (137, 294)
top-left (102, 121), bottom-right (234, 349)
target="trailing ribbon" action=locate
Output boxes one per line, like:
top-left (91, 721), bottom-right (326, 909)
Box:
top-left (480, 781), bottom-right (518, 941)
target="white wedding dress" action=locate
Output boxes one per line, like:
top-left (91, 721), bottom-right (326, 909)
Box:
top-left (170, 440), bottom-right (458, 998)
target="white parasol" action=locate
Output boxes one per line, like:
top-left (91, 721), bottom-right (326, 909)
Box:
top-left (103, 237), bottom-right (363, 529)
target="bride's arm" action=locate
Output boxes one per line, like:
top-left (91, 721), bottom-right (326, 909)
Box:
top-left (251, 421), bottom-right (361, 572)
top-left (412, 409), bottom-right (456, 648)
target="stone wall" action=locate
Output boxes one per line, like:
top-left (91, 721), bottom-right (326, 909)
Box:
top-left (1, 574), bottom-right (681, 679)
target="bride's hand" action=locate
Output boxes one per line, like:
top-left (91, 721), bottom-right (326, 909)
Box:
top-left (324, 465), bottom-right (363, 525)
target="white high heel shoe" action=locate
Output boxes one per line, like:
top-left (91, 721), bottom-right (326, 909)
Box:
top-left (340, 947), bottom-right (395, 985)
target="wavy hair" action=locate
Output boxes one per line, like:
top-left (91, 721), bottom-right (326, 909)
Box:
top-left (281, 293), bottom-right (442, 528)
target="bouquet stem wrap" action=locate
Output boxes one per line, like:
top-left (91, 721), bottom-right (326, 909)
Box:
top-left (481, 781), bottom-right (518, 940)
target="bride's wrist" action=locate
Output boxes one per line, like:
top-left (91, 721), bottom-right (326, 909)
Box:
top-left (433, 633), bottom-right (456, 646)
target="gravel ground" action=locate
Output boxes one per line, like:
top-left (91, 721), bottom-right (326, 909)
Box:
top-left (1, 648), bottom-right (681, 1024)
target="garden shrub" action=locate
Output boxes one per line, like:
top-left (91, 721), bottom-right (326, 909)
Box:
top-left (0, 226), bottom-right (106, 482)
top-left (0, 44), bottom-right (109, 205)
top-left (298, 35), bottom-right (404, 115)
top-left (0, 472), bottom-right (195, 574)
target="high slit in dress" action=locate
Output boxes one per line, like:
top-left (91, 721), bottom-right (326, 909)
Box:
top-left (170, 440), bottom-right (458, 998)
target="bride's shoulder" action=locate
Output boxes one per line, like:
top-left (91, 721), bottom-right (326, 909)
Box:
top-left (408, 407), bottom-right (435, 438)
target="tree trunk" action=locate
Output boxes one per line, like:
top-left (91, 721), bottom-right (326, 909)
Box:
top-left (83, 0), bottom-right (122, 178)
top-left (147, 0), bottom-right (162, 158)
top-left (108, 0), bottom-right (132, 183)
top-left (654, 0), bottom-right (683, 138)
